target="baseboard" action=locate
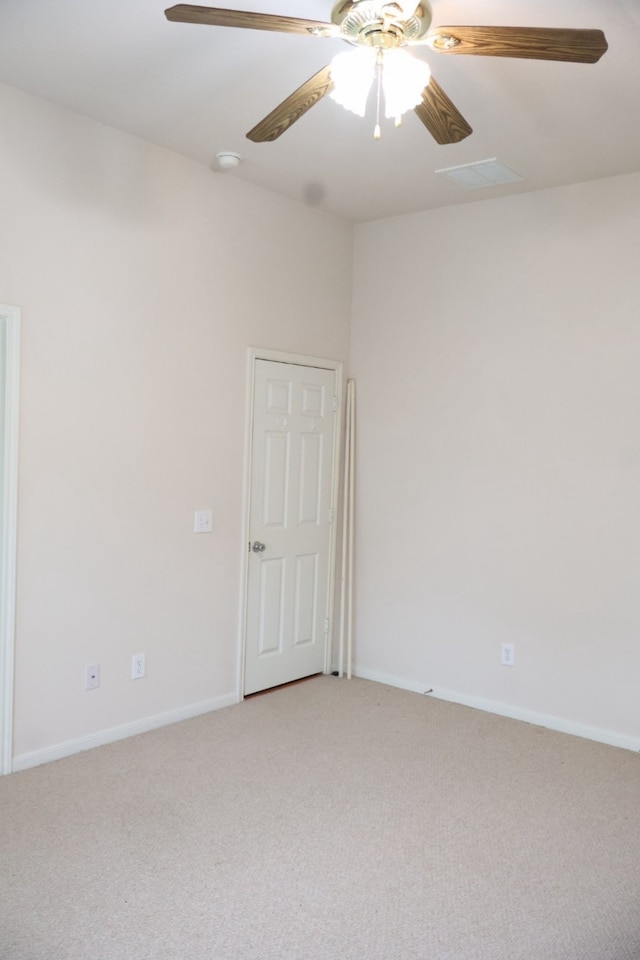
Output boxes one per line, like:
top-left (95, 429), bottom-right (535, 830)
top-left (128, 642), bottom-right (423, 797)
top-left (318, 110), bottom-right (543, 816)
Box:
top-left (11, 692), bottom-right (240, 772)
top-left (353, 666), bottom-right (640, 754)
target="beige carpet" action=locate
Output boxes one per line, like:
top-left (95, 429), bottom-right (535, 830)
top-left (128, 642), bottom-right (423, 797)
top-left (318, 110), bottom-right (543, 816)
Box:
top-left (1, 676), bottom-right (639, 960)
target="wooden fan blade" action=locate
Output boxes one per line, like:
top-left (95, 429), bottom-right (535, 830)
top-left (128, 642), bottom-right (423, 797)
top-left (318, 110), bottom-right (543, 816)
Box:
top-left (427, 26), bottom-right (607, 63)
top-left (165, 5), bottom-right (337, 37)
top-left (413, 78), bottom-right (472, 144)
top-left (246, 65), bottom-right (334, 142)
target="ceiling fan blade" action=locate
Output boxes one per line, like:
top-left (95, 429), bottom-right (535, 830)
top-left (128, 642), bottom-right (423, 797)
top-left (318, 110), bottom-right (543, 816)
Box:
top-left (426, 26), bottom-right (607, 63)
top-left (413, 78), bottom-right (472, 144)
top-left (246, 65), bottom-right (334, 142)
top-left (165, 5), bottom-right (337, 37)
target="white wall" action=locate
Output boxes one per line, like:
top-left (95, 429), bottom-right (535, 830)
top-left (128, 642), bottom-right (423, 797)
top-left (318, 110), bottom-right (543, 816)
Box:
top-left (4, 77), bottom-right (639, 765)
top-left (0, 83), bottom-right (352, 763)
top-left (351, 172), bottom-right (640, 747)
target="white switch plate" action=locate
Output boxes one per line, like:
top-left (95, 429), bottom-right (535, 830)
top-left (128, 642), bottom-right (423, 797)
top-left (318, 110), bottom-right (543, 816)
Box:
top-left (194, 509), bottom-right (213, 534)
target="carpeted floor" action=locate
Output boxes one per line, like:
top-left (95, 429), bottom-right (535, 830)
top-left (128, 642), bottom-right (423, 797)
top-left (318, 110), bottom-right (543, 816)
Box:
top-left (1, 676), bottom-right (639, 960)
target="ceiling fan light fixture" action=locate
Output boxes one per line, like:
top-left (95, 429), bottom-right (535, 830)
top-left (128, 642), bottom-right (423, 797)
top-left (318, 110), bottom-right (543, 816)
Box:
top-left (164, 4), bottom-right (607, 148)
top-left (381, 48), bottom-right (430, 119)
top-left (330, 47), bottom-right (430, 123)
top-left (330, 48), bottom-right (376, 117)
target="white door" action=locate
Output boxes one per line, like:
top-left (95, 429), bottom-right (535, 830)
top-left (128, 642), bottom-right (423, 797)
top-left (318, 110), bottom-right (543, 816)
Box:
top-left (244, 357), bottom-right (339, 695)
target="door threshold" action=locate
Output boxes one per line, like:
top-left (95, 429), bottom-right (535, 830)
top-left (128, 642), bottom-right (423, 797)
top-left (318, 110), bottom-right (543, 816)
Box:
top-left (244, 673), bottom-right (323, 699)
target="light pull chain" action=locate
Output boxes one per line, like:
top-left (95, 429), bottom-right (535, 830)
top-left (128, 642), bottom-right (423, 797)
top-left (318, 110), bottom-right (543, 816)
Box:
top-left (373, 49), bottom-right (383, 140)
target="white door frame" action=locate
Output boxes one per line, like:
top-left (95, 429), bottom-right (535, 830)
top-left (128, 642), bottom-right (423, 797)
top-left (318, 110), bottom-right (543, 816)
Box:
top-left (238, 348), bottom-right (343, 698)
top-left (0, 304), bottom-right (20, 775)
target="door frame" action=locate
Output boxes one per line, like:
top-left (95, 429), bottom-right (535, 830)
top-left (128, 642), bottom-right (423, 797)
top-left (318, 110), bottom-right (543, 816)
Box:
top-left (238, 348), bottom-right (343, 698)
top-left (0, 304), bottom-right (20, 775)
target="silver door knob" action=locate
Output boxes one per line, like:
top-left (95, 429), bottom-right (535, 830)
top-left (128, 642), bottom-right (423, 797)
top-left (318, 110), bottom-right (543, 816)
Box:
top-left (252, 541), bottom-right (266, 553)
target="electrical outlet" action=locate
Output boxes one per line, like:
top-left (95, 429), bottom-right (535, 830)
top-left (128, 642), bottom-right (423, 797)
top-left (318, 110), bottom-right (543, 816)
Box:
top-left (131, 653), bottom-right (146, 679)
top-left (501, 643), bottom-right (515, 666)
top-left (85, 663), bottom-right (100, 690)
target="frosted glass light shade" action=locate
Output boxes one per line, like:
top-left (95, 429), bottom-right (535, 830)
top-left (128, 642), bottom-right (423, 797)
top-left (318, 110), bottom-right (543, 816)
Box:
top-left (330, 47), bottom-right (431, 121)
top-left (382, 48), bottom-right (430, 118)
top-left (330, 48), bottom-right (376, 117)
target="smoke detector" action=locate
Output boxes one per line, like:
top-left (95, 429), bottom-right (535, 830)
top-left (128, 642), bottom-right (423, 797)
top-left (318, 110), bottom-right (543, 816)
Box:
top-left (216, 151), bottom-right (241, 171)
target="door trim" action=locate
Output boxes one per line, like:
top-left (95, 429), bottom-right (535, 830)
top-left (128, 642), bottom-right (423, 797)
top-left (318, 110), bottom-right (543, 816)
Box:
top-left (0, 304), bottom-right (20, 775)
top-left (238, 348), bottom-right (343, 698)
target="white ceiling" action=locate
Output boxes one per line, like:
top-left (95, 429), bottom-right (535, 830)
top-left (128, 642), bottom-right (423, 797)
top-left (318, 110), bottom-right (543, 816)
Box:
top-left (1, 0), bottom-right (639, 222)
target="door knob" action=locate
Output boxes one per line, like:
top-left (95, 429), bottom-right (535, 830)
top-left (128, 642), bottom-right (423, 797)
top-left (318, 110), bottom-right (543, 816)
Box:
top-left (252, 541), bottom-right (266, 553)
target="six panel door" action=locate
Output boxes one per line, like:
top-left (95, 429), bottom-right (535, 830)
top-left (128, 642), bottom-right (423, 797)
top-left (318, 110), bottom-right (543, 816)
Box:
top-left (244, 359), bottom-right (337, 695)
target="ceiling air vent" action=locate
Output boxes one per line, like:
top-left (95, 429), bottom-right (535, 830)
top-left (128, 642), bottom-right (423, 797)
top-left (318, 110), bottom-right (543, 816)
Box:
top-left (436, 158), bottom-right (524, 190)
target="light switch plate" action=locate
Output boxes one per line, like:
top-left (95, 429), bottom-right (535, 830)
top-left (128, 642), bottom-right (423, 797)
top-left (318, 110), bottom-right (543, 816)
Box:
top-left (194, 509), bottom-right (213, 534)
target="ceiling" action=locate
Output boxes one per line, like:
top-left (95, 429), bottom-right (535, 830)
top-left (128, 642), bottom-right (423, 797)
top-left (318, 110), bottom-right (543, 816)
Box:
top-left (1, 0), bottom-right (639, 222)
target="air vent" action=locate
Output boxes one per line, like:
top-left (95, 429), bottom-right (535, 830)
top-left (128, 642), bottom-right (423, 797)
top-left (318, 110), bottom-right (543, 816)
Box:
top-left (436, 158), bottom-right (524, 190)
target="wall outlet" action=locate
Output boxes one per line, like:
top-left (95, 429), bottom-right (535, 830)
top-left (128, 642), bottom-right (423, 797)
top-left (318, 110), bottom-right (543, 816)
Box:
top-left (501, 643), bottom-right (515, 666)
top-left (131, 653), bottom-right (146, 679)
top-left (85, 663), bottom-right (100, 690)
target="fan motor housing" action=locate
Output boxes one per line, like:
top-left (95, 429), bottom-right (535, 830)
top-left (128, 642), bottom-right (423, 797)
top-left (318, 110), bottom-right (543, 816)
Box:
top-left (332, 0), bottom-right (433, 47)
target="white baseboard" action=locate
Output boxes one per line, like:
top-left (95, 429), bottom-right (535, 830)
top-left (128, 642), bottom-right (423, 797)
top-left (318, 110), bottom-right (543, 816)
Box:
top-left (353, 666), bottom-right (640, 754)
top-left (11, 692), bottom-right (240, 772)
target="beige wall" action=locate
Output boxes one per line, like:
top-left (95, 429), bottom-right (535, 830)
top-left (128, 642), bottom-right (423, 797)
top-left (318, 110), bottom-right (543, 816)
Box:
top-left (0, 83), bottom-right (352, 761)
top-left (351, 172), bottom-right (640, 746)
top-left (4, 77), bottom-right (640, 765)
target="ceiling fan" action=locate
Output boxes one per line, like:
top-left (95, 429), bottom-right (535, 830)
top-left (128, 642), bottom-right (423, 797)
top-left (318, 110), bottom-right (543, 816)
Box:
top-left (164, 1), bottom-right (608, 144)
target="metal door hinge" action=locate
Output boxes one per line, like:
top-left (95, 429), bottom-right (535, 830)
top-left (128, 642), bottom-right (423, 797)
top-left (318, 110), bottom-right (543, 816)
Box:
top-left (324, 618), bottom-right (330, 634)
top-left (328, 507), bottom-right (334, 523)
top-left (332, 396), bottom-right (338, 412)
